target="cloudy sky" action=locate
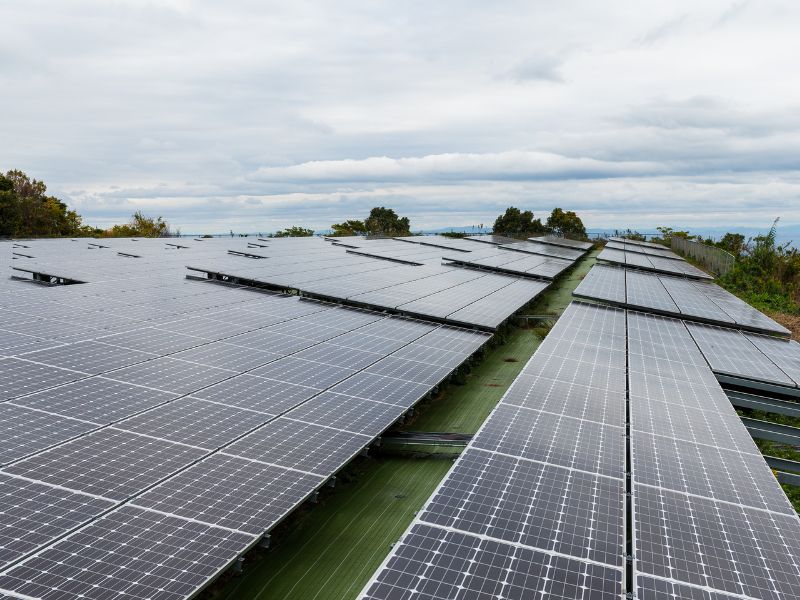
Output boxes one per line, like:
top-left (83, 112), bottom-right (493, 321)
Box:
top-left (3, 0), bottom-right (800, 234)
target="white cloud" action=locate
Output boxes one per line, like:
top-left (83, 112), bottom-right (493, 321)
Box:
top-left (1, 0), bottom-right (800, 234)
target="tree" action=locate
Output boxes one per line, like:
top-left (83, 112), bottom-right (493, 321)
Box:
top-left (0, 169), bottom-right (91, 237)
top-left (364, 207), bottom-right (411, 237)
top-left (102, 211), bottom-right (176, 238)
top-left (273, 226), bottom-right (314, 238)
top-left (492, 207), bottom-right (546, 238)
top-left (330, 219), bottom-right (367, 237)
top-left (655, 226), bottom-right (692, 246)
top-left (546, 208), bottom-right (587, 239)
top-left (717, 232), bottom-right (746, 258)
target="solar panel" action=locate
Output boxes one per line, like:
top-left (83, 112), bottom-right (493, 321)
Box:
top-left (11, 377), bottom-right (179, 424)
top-left (745, 333), bottom-right (800, 386)
top-left (572, 264), bottom-right (626, 304)
top-left (0, 472), bottom-right (115, 570)
top-left (364, 356), bottom-right (454, 386)
top-left (17, 340), bottom-right (156, 375)
top-left (113, 397), bottom-right (272, 450)
top-left (470, 403), bottom-right (625, 478)
top-left (327, 371), bottom-right (433, 406)
top-left (686, 322), bottom-right (796, 386)
top-left (249, 356), bottom-right (358, 389)
top-left (361, 523), bottom-right (622, 600)
top-left (191, 374), bottom-right (319, 414)
top-left (528, 235), bottom-right (593, 251)
top-left (105, 357), bottom-right (235, 395)
top-left (0, 358), bottom-right (85, 400)
top-left (0, 327), bottom-right (64, 355)
top-left (285, 392), bottom-right (407, 435)
top-left (293, 342), bottom-right (384, 370)
top-left (222, 418), bottom-right (371, 477)
top-left (0, 404), bottom-right (97, 465)
top-left (98, 327), bottom-right (208, 354)
top-left (0, 505), bottom-right (255, 600)
top-left (168, 341), bottom-right (281, 372)
top-left (4, 428), bottom-right (207, 501)
top-left (131, 453), bottom-right (324, 535)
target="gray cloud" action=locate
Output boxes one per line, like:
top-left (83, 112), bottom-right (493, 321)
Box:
top-left (2, 0), bottom-right (800, 234)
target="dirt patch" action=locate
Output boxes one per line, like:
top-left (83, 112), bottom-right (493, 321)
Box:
top-left (484, 383), bottom-right (502, 387)
top-left (502, 357), bottom-right (519, 363)
top-left (767, 311), bottom-right (800, 340)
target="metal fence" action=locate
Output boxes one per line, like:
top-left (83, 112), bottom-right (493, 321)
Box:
top-left (671, 237), bottom-right (735, 277)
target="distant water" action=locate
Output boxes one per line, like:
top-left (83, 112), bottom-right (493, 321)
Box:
top-left (586, 227), bottom-right (798, 250)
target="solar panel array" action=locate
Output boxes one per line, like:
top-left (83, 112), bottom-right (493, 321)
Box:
top-left (188, 244), bottom-right (564, 330)
top-left (598, 246), bottom-right (712, 279)
top-left (573, 264), bottom-right (790, 336)
top-left (627, 310), bottom-right (800, 600)
top-left (360, 302), bottom-right (628, 599)
top-left (360, 302), bottom-right (800, 600)
top-left (1, 238), bottom-right (492, 600)
top-left (10, 236), bottom-right (564, 330)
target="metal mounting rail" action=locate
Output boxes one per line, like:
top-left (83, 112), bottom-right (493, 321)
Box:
top-left (741, 416), bottom-right (800, 446)
top-left (726, 389), bottom-right (800, 419)
top-left (763, 455), bottom-right (800, 487)
top-left (380, 431), bottom-right (473, 447)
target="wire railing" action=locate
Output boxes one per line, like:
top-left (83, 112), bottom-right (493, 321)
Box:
top-left (671, 237), bottom-right (735, 276)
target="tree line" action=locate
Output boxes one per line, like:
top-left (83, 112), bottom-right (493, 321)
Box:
top-left (303, 206), bottom-right (586, 239)
top-left (3, 169), bottom-right (588, 242)
top-left (1, 170), bottom-right (177, 238)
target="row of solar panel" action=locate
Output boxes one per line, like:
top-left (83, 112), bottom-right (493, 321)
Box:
top-left (574, 264), bottom-right (790, 336)
top-left (10, 235), bottom-right (580, 330)
top-left (626, 310), bottom-right (800, 600)
top-left (190, 257), bottom-right (551, 329)
top-left (359, 302), bottom-right (800, 600)
top-left (361, 302), bottom-right (629, 599)
top-left (605, 240), bottom-right (682, 259)
top-left (598, 246), bottom-right (712, 279)
top-left (0, 272), bottom-right (490, 600)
